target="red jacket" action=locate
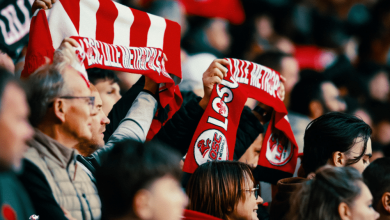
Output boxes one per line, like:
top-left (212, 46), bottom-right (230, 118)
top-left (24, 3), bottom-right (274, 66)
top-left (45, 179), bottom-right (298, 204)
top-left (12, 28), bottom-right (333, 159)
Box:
top-left (182, 209), bottom-right (222, 220)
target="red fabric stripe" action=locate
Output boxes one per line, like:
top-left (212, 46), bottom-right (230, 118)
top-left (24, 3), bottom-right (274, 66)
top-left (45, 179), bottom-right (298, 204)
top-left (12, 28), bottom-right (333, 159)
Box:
top-left (95, 0), bottom-right (118, 44)
top-left (21, 11), bottom-right (55, 78)
top-left (129, 8), bottom-right (150, 47)
top-left (163, 20), bottom-right (181, 78)
top-left (60, 0), bottom-right (80, 33)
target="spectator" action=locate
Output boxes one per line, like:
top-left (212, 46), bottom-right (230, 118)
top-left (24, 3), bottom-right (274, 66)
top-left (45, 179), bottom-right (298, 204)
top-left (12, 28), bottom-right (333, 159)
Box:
top-left (302, 112), bottom-right (372, 175)
top-left (289, 166), bottom-right (379, 220)
top-left (87, 68), bottom-right (121, 115)
top-left (363, 158), bottom-right (390, 220)
top-left (253, 51), bottom-right (299, 108)
top-left (270, 112), bottom-right (372, 220)
top-left (186, 161), bottom-right (263, 220)
top-left (77, 76), bottom-right (158, 182)
top-left (75, 84), bottom-right (110, 158)
top-left (182, 18), bottom-right (231, 58)
top-left (290, 71), bottom-right (346, 120)
top-left (0, 69), bottom-right (34, 219)
top-left (96, 140), bottom-right (188, 220)
top-left (289, 71), bottom-right (346, 152)
top-left (359, 63), bottom-right (390, 103)
top-left (18, 39), bottom-right (101, 220)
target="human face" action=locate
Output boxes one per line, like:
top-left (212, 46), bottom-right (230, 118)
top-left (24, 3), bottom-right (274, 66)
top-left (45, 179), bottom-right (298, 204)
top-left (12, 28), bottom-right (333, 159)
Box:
top-left (280, 57), bottom-right (299, 95)
top-left (95, 80), bottom-right (121, 115)
top-left (322, 82), bottom-right (346, 113)
top-left (148, 175), bottom-right (188, 220)
top-left (0, 83), bottom-right (33, 170)
top-left (89, 90), bottom-right (110, 146)
top-left (349, 182), bottom-right (379, 220)
top-left (229, 178), bottom-right (263, 220)
top-left (375, 121), bottom-right (390, 145)
top-left (61, 68), bottom-right (93, 142)
top-left (238, 134), bottom-right (263, 169)
top-left (369, 71), bottom-right (389, 102)
top-left (348, 138), bottom-right (372, 174)
top-left (206, 19), bottom-right (231, 53)
top-left (75, 89), bottom-right (110, 156)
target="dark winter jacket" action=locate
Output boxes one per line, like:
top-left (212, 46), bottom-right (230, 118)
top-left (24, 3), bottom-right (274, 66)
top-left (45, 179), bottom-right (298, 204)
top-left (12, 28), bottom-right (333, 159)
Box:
top-left (0, 171), bottom-right (35, 220)
top-left (269, 177), bottom-right (308, 220)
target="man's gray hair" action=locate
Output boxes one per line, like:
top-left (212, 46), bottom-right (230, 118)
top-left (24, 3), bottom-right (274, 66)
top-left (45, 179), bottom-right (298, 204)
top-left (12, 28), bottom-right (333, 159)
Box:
top-left (27, 59), bottom-right (72, 127)
top-left (27, 42), bottom-right (79, 127)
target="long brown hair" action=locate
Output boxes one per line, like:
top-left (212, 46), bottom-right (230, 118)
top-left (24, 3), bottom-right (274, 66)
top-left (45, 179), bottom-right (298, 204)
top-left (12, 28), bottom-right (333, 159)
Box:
top-left (287, 166), bottom-right (363, 220)
top-left (186, 161), bottom-right (255, 220)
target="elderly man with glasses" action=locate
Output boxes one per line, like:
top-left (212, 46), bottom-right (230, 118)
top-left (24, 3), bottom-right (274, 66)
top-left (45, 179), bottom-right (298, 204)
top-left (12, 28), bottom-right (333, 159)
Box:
top-left (17, 39), bottom-right (104, 220)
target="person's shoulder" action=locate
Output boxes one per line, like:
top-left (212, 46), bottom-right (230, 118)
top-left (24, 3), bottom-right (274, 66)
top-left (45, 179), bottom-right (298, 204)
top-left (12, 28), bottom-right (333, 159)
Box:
top-left (182, 209), bottom-right (222, 220)
top-left (0, 171), bottom-right (35, 218)
top-left (0, 171), bottom-right (18, 185)
top-left (23, 147), bottom-right (44, 169)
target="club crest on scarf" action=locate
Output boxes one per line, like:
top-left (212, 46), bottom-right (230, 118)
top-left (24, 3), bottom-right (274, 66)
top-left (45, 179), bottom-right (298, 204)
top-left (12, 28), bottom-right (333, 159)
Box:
top-left (266, 133), bottom-right (293, 166)
top-left (184, 58), bottom-right (298, 181)
top-left (194, 129), bottom-right (228, 165)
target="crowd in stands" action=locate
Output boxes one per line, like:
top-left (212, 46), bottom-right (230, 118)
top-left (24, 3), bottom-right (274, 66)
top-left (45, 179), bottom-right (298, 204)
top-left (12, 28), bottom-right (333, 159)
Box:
top-left (3, 0), bottom-right (390, 220)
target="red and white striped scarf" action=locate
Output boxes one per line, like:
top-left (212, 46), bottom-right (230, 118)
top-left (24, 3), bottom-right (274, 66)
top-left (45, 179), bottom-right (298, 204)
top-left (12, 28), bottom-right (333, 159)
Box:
top-left (22, 0), bottom-right (182, 137)
top-left (183, 59), bottom-right (298, 181)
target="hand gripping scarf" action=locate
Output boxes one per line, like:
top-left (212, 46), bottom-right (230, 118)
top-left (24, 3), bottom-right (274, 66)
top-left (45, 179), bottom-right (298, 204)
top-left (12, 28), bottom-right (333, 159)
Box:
top-left (183, 58), bottom-right (298, 180)
top-left (22, 0), bottom-right (182, 138)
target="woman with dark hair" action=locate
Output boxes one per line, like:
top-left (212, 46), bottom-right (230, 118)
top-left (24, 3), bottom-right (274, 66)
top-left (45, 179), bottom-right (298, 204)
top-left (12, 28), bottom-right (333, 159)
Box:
top-left (288, 166), bottom-right (379, 220)
top-left (186, 161), bottom-right (263, 220)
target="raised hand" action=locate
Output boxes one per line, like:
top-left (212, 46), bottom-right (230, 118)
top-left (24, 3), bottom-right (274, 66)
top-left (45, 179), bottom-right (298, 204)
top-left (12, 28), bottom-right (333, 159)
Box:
top-left (199, 59), bottom-right (229, 110)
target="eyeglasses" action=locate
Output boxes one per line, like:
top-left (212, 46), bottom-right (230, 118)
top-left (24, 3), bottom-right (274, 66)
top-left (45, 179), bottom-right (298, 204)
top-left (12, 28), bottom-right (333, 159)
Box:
top-left (59, 96), bottom-right (95, 112)
top-left (241, 184), bottom-right (260, 199)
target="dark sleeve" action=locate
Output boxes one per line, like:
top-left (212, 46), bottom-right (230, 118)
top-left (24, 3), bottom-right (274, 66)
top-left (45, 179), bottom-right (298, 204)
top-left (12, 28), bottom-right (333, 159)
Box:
top-left (234, 106), bottom-right (265, 160)
top-left (18, 159), bottom-right (68, 220)
top-left (153, 94), bottom-right (204, 155)
top-left (104, 76), bottom-right (145, 143)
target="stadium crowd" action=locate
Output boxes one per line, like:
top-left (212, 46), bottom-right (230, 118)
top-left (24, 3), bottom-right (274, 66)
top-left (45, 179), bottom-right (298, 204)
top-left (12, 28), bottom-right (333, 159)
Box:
top-left (2, 0), bottom-right (390, 220)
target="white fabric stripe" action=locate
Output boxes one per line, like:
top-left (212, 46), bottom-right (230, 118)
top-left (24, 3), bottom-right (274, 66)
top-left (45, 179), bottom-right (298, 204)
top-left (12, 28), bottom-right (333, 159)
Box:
top-left (79, 0), bottom-right (99, 39)
top-left (146, 13), bottom-right (166, 49)
top-left (112, 1), bottom-right (134, 46)
top-left (47, 2), bottom-right (78, 49)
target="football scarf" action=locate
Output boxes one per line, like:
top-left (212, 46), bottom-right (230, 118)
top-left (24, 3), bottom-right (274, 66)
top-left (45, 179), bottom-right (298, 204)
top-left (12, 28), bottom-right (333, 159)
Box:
top-left (183, 58), bottom-right (298, 179)
top-left (22, 0), bottom-right (182, 137)
top-left (0, 0), bottom-right (33, 60)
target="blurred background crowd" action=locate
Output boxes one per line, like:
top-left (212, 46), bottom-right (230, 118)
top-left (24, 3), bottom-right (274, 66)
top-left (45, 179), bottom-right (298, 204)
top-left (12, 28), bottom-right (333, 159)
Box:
top-left (111, 0), bottom-right (390, 162)
top-left (4, 0), bottom-right (390, 159)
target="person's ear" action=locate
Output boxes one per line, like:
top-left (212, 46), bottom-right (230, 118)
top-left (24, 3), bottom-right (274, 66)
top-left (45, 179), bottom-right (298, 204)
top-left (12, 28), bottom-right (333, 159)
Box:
top-left (133, 189), bottom-right (153, 219)
top-left (53, 99), bottom-right (66, 123)
top-left (332, 151), bottom-right (347, 167)
top-left (339, 202), bottom-right (352, 220)
top-left (382, 192), bottom-right (390, 213)
top-left (309, 100), bottom-right (323, 119)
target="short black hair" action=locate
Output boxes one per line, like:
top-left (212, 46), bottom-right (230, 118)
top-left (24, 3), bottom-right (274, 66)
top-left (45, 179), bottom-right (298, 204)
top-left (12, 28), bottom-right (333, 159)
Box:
top-left (302, 112), bottom-right (372, 175)
top-left (96, 140), bottom-right (182, 219)
top-left (363, 158), bottom-right (390, 208)
top-left (289, 71), bottom-right (326, 116)
top-left (86, 68), bottom-right (119, 85)
top-left (253, 50), bottom-right (292, 72)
